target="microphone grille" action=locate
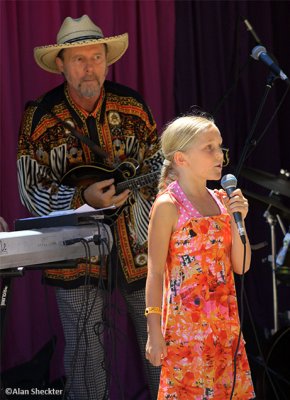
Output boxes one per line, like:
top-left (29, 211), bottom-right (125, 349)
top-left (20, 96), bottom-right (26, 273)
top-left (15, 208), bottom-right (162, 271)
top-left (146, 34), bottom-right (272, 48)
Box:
top-left (221, 174), bottom-right (237, 190)
top-left (251, 45), bottom-right (266, 60)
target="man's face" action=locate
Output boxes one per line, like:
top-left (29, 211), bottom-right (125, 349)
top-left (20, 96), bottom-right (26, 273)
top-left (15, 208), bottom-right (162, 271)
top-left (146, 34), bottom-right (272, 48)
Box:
top-left (56, 44), bottom-right (108, 99)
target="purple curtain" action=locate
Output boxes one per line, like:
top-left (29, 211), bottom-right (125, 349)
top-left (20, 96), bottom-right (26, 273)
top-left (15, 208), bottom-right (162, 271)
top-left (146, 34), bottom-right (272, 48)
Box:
top-left (0, 0), bottom-right (175, 392)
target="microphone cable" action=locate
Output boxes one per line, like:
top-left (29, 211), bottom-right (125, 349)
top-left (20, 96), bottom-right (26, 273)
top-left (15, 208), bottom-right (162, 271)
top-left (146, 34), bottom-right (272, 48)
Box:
top-left (235, 81), bottom-right (273, 178)
top-left (84, 220), bottom-right (113, 400)
top-left (62, 238), bottom-right (92, 400)
top-left (62, 221), bottom-right (112, 400)
top-left (243, 289), bottom-right (281, 400)
top-left (230, 242), bottom-right (246, 400)
top-left (230, 244), bottom-right (281, 400)
top-left (97, 222), bottom-right (127, 400)
top-left (262, 326), bottom-right (290, 399)
top-left (242, 83), bottom-right (290, 162)
top-left (212, 15), bottom-right (250, 116)
top-left (93, 221), bottom-right (115, 400)
top-left (212, 14), bottom-right (263, 117)
top-left (43, 275), bottom-right (67, 393)
top-left (230, 247), bottom-right (281, 400)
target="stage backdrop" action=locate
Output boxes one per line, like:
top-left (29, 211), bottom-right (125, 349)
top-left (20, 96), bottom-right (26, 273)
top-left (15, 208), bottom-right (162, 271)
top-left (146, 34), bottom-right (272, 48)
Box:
top-left (1, 0), bottom-right (290, 397)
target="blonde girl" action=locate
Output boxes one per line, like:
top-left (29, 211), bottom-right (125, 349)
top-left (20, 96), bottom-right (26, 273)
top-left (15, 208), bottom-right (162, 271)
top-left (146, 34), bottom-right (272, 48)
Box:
top-left (145, 114), bottom-right (255, 399)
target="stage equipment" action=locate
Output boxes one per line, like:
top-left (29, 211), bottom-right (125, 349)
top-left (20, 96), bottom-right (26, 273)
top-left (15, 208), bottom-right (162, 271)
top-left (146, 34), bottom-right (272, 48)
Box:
top-left (240, 166), bottom-right (290, 198)
top-left (241, 168), bottom-right (290, 334)
top-left (0, 223), bottom-right (112, 270)
top-left (251, 45), bottom-right (290, 85)
top-left (0, 209), bottom-right (113, 353)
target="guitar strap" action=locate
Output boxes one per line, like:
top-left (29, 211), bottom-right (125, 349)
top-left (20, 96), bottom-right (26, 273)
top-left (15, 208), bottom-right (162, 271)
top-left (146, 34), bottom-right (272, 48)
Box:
top-left (62, 96), bottom-right (110, 162)
top-left (86, 115), bottom-right (103, 161)
top-left (62, 91), bottom-right (109, 163)
top-left (27, 99), bottom-right (109, 161)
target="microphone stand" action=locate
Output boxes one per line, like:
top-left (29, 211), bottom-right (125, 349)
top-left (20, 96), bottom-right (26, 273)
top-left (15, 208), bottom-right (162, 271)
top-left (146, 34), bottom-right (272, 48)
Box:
top-left (234, 72), bottom-right (279, 336)
top-left (235, 72), bottom-right (277, 178)
top-left (263, 207), bottom-right (279, 334)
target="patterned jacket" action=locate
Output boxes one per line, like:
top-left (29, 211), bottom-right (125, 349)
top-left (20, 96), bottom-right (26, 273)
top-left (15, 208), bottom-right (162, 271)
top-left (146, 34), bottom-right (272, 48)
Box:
top-left (17, 80), bottom-right (163, 290)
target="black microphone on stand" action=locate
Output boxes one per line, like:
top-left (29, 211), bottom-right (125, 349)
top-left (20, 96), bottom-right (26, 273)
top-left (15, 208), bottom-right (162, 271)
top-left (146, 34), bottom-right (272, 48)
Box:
top-left (221, 174), bottom-right (246, 244)
top-left (251, 45), bottom-right (290, 86)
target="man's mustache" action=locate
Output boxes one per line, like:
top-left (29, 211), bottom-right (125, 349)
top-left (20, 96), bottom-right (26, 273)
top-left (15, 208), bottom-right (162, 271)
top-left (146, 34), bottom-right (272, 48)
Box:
top-left (81, 76), bottom-right (100, 83)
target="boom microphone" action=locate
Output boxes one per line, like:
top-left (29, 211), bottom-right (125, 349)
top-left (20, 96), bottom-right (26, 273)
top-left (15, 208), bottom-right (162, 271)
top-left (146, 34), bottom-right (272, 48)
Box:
top-left (242, 17), bottom-right (261, 44)
top-left (251, 45), bottom-right (290, 85)
top-left (221, 174), bottom-right (246, 244)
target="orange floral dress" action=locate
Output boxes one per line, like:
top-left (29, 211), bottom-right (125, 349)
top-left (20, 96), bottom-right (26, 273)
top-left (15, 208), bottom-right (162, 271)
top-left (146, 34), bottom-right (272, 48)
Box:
top-left (158, 181), bottom-right (255, 399)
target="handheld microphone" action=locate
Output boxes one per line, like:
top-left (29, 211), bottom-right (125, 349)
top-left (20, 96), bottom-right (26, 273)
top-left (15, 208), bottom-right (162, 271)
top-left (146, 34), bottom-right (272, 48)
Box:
top-left (251, 45), bottom-right (290, 85)
top-left (242, 17), bottom-right (261, 44)
top-left (221, 174), bottom-right (246, 244)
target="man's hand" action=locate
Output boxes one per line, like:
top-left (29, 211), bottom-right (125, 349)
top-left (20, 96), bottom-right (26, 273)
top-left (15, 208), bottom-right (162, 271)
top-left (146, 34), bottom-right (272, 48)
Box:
top-left (0, 216), bottom-right (9, 232)
top-left (83, 178), bottom-right (130, 209)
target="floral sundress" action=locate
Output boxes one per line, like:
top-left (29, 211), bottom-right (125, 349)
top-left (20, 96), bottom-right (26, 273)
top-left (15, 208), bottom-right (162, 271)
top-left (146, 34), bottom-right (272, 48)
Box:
top-left (157, 181), bottom-right (255, 399)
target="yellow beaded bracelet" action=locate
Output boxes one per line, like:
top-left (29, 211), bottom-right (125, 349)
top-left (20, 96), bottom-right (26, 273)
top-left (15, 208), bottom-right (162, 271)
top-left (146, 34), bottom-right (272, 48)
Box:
top-left (144, 307), bottom-right (162, 316)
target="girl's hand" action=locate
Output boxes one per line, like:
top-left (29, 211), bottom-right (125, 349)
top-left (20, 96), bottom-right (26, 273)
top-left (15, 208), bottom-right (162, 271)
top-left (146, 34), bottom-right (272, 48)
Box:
top-left (222, 188), bottom-right (249, 220)
top-left (145, 332), bottom-right (167, 367)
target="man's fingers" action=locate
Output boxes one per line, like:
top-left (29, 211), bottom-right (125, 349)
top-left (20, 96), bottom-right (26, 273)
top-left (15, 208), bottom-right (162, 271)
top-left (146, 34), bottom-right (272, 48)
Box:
top-left (0, 217), bottom-right (8, 232)
top-left (112, 190), bottom-right (130, 207)
top-left (94, 178), bottom-right (115, 191)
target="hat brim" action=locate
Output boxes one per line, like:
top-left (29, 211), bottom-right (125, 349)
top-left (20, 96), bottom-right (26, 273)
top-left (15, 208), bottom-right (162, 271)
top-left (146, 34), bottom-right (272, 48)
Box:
top-left (34, 33), bottom-right (128, 73)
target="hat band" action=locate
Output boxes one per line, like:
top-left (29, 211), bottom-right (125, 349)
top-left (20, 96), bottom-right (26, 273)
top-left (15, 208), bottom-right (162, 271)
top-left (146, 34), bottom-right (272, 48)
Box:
top-left (63, 34), bottom-right (103, 44)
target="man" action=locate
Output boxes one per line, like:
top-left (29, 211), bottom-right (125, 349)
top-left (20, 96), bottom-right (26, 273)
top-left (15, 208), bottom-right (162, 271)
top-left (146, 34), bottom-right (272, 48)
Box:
top-left (17, 15), bottom-right (162, 400)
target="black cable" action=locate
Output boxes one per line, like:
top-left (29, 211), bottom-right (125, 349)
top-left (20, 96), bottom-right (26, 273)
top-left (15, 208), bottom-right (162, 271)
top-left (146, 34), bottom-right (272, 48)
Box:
top-left (235, 81), bottom-right (274, 178)
top-left (68, 233), bottom-right (111, 400)
top-left (62, 239), bottom-right (92, 399)
top-left (82, 239), bottom-right (93, 400)
top-left (43, 281), bottom-right (66, 391)
top-left (243, 290), bottom-right (280, 400)
top-left (243, 84), bottom-right (290, 161)
top-left (230, 243), bottom-right (246, 400)
top-left (212, 15), bottom-right (250, 117)
top-left (262, 326), bottom-right (290, 399)
top-left (97, 221), bottom-right (127, 400)
top-left (95, 221), bottom-right (112, 400)
top-left (212, 58), bottom-right (250, 117)
top-left (71, 231), bottom-right (106, 399)
top-left (77, 223), bottom-right (115, 400)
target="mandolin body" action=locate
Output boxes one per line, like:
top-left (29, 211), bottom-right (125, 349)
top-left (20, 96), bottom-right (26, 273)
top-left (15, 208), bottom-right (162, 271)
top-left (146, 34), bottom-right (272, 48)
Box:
top-left (60, 160), bottom-right (139, 194)
top-left (60, 160), bottom-right (160, 219)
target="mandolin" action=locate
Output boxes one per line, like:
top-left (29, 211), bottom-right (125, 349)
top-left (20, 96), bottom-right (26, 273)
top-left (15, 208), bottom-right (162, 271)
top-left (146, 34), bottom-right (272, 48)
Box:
top-left (60, 160), bottom-right (160, 219)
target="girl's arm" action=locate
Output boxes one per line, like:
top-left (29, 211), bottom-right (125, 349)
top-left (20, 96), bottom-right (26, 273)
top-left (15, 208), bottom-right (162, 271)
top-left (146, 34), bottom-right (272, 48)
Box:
top-left (145, 195), bottom-right (177, 366)
top-left (223, 189), bottom-right (251, 274)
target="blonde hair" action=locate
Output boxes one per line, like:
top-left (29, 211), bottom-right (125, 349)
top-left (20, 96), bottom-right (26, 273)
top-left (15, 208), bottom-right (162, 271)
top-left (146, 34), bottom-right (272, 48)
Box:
top-left (159, 114), bottom-right (215, 191)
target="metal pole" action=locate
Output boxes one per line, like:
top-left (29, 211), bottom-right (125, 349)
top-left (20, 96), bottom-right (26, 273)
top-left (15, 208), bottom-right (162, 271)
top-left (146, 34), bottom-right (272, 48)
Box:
top-left (270, 222), bottom-right (278, 334)
top-left (264, 210), bottom-right (279, 334)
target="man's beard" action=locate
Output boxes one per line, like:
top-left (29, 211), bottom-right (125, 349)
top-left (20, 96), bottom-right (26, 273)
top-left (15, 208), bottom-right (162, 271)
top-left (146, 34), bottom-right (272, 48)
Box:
top-left (78, 79), bottom-right (101, 98)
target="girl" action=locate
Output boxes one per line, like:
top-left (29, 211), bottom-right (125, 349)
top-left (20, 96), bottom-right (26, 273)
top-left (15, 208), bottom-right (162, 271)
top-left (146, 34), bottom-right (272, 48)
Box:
top-left (145, 114), bottom-right (255, 399)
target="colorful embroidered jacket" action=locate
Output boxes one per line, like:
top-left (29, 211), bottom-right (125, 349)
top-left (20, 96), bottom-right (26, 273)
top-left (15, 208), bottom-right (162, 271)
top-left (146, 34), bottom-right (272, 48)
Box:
top-left (17, 81), bottom-right (163, 290)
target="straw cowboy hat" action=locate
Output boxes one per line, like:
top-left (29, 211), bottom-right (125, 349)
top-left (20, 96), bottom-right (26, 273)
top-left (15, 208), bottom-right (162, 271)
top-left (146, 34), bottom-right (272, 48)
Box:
top-left (34, 15), bottom-right (128, 73)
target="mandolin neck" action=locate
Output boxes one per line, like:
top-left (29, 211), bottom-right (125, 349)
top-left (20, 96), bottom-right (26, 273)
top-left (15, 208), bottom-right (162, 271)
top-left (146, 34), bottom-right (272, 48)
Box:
top-left (116, 171), bottom-right (159, 194)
